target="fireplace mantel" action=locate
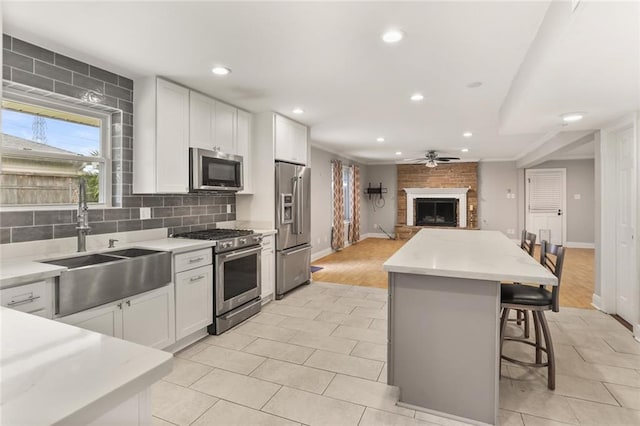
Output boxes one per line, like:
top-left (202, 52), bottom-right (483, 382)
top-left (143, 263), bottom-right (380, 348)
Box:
top-left (404, 188), bottom-right (469, 227)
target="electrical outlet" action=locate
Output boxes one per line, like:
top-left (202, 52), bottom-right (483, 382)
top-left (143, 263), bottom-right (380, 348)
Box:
top-left (507, 228), bottom-right (515, 235)
top-left (139, 207), bottom-right (151, 220)
top-left (226, 204), bottom-right (232, 213)
top-left (574, 194), bottom-right (581, 200)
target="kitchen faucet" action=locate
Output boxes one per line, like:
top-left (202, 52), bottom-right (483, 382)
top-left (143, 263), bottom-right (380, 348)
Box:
top-left (76, 177), bottom-right (91, 252)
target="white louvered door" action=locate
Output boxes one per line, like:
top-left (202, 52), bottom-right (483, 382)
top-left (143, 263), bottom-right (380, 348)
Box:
top-left (525, 169), bottom-right (566, 245)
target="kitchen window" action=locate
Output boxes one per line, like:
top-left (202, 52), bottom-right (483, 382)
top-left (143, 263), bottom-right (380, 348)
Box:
top-left (0, 92), bottom-right (111, 207)
top-left (343, 165), bottom-right (352, 222)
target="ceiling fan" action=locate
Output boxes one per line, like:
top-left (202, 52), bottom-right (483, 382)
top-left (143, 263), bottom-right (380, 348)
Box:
top-left (404, 150), bottom-right (461, 168)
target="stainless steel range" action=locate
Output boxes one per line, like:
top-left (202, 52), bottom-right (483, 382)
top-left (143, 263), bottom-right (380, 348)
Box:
top-left (172, 229), bottom-right (263, 334)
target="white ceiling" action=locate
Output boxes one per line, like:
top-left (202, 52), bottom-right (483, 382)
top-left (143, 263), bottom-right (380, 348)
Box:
top-left (3, 1), bottom-right (638, 164)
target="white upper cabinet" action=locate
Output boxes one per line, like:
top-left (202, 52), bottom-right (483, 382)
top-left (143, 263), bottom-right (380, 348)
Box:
top-left (215, 101), bottom-right (237, 153)
top-left (189, 91), bottom-right (215, 150)
top-left (275, 114), bottom-right (308, 165)
top-left (134, 77), bottom-right (190, 194)
top-left (236, 109), bottom-right (252, 194)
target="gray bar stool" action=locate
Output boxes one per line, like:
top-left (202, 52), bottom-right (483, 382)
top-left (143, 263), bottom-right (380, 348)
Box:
top-left (499, 240), bottom-right (565, 390)
top-left (510, 230), bottom-right (537, 338)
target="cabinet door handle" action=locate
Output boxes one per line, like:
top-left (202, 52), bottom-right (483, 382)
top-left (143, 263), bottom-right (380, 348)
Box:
top-left (190, 275), bottom-right (205, 282)
top-left (126, 300), bottom-right (131, 307)
top-left (189, 257), bottom-right (205, 263)
top-left (7, 295), bottom-right (40, 307)
top-left (117, 302), bottom-right (123, 310)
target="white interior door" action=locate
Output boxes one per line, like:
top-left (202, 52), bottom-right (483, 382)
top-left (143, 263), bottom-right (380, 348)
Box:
top-left (615, 126), bottom-right (637, 323)
top-left (526, 169), bottom-right (566, 245)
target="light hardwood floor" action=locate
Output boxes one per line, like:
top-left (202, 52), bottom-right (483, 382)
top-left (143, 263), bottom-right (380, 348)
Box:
top-left (311, 238), bottom-right (595, 309)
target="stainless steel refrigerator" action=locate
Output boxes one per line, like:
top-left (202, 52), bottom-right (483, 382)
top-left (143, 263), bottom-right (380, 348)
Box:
top-left (275, 161), bottom-right (311, 299)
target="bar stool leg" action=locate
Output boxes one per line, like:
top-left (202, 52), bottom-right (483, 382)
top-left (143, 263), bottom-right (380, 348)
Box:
top-left (523, 311), bottom-right (530, 339)
top-left (538, 311), bottom-right (555, 390)
top-left (499, 308), bottom-right (510, 378)
top-left (533, 311), bottom-right (542, 364)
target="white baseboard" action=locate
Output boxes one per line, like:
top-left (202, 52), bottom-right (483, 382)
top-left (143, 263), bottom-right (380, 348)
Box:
top-left (362, 232), bottom-right (395, 239)
top-left (311, 247), bottom-right (333, 262)
top-left (565, 241), bottom-right (595, 249)
top-left (591, 293), bottom-right (606, 312)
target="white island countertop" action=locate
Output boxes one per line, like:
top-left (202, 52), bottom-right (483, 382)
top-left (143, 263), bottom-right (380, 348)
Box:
top-left (0, 307), bottom-right (173, 425)
top-left (383, 229), bottom-right (557, 285)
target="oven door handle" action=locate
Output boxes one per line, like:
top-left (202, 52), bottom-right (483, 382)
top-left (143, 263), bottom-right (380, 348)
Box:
top-left (218, 245), bottom-right (262, 261)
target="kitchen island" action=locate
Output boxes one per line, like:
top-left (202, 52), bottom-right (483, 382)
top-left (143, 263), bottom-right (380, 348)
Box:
top-left (383, 229), bottom-right (557, 425)
top-left (0, 307), bottom-right (173, 425)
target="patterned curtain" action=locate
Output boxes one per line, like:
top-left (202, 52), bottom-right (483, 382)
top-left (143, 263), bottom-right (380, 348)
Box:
top-left (349, 165), bottom-right (360, 243)
top-left (331, 160), bottom-right (344, 250)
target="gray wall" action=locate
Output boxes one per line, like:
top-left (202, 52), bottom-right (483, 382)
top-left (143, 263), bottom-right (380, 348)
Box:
top-left (530, 159), bottom-right (595, 244)
top-left (477, 161), bottom-right (519, 237)
top-left (309, 145), bottom-right (368, 256)
top-left (477, 159), bottom-right (595, 244)
top-left (0, 35), bottom-right (235, 244)
top-left (363, 165), bottom-right (397, 235)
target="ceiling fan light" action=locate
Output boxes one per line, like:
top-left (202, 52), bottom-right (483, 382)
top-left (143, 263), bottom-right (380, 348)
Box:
top-left (425, 160), bottom-right (437, 168)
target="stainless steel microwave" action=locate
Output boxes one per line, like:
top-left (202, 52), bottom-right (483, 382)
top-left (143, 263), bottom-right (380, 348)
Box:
top-left (189, 148), bottom-right (243, 192)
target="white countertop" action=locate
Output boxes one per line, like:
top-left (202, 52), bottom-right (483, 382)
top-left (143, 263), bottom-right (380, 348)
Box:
top-left (0, 307), bottom-right (173, 425)
top-left (383, 229), bottom-right (558, 285)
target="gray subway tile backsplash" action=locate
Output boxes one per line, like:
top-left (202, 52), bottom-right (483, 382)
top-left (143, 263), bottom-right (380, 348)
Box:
top-left (35, 210), bottom-right (73, 225)
top-left (1, 212), bottom-right (34, 227)
top-left (3, 49), bottom-right (34, 72)
top-left (1, 34), bottom-right (236, 245)
top-left (12, 225), bottom-right (53, 243)
top-left (89, 65), bottom-right (119, 85)
top-left (11, 68), bottom-right (54, 91)
top-left (54, 52), bottom-right (89, 74)
top-left (12, 38), bottom-right (54, 63)
top-left (34, 60), bottom-right (72, 83)
top-left (104, 208), bottom-right (131, 221)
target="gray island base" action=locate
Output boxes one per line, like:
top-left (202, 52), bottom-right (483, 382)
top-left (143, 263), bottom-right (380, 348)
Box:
top-left (383, 229), bottom-right (557, 426)
top-left (388, 273), bottom-right (499, 425)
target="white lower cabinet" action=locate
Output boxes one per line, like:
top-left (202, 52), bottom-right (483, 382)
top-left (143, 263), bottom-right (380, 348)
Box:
top-left (58, 302), bottom-right (124, 338)
top-left (122, 285), bottom-right (175, 349)
top-left (57, 284), bottom-right (175, 349)
top-left (261, 235), bottom-right (275, 301)
top-left (175, 265), bottom-right (213, 340)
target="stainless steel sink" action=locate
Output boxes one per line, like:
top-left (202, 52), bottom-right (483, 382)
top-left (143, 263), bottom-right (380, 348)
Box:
top-left (43, 253), bottom-right (121, 269)
top-left (42, 248), bottom-right (172, 316)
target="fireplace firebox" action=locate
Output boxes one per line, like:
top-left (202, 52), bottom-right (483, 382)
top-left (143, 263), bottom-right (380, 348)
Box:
top-left (415, 198), bottom-right (459, 227)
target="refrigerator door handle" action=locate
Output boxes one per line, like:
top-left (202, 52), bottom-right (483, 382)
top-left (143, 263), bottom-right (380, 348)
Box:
top-left (291, 177), bottom-right (299, 234)
top-left (297, 176), bottom-right (304, 235)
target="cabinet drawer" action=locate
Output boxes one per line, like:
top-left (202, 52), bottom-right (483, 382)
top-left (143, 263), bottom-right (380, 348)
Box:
top-left (175, 248), bottom-right (213, 273)
top-left (1, 280), bottom-right (51, 317)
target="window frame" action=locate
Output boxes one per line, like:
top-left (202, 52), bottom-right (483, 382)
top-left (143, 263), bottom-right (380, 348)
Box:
top-left (0, 89), bottom-right (112, 210)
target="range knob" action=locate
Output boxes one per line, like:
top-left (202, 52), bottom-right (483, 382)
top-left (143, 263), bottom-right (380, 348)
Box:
top-left (254, 235), bottom-right (263, 243)
top-left (239, 238), bottom-right (247, 244)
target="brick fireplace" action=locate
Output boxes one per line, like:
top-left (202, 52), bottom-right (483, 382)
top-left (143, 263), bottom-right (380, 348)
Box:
top-left (396, 163), bottom-right (478, 239)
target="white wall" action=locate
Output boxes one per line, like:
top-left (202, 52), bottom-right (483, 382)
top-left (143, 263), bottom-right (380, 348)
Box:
top-left (309, 145), bottom-right (368, 257)
top-left (363, 165), bottom-right (397, 236)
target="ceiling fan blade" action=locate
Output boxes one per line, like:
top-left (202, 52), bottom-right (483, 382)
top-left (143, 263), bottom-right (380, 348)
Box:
top-left (436, 156), bottom-right (460, 161)
top-left (436, 158), bottom-right (451, 162)
top-left (403, 158), bottom-right (428, 162)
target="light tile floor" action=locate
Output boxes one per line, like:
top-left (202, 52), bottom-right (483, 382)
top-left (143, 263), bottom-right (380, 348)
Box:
top-left (151, 282), bottom-right (640, 425)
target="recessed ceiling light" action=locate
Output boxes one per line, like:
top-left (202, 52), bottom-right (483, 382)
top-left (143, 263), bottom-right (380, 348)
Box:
top-left (382, 29), bottom-right (404, 43)
top-left (395, 151), bottom-right (402, 155)
top-left (560, 112), bottom-right (584, 123)
top-left (410, 93), bottom-right (424, 101)
top-left (463, 132), bottom-right (473, 138)
top-left (211, 66), bottom-right (231, 76)
top-left (461, 148), bottom-right (469, 153)
top-left (466, 81), bottom-right (482, 88)
top-left (292, 108), bottom-right (304, 114)
top-left (376, 137), bottom-right (385, 142)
